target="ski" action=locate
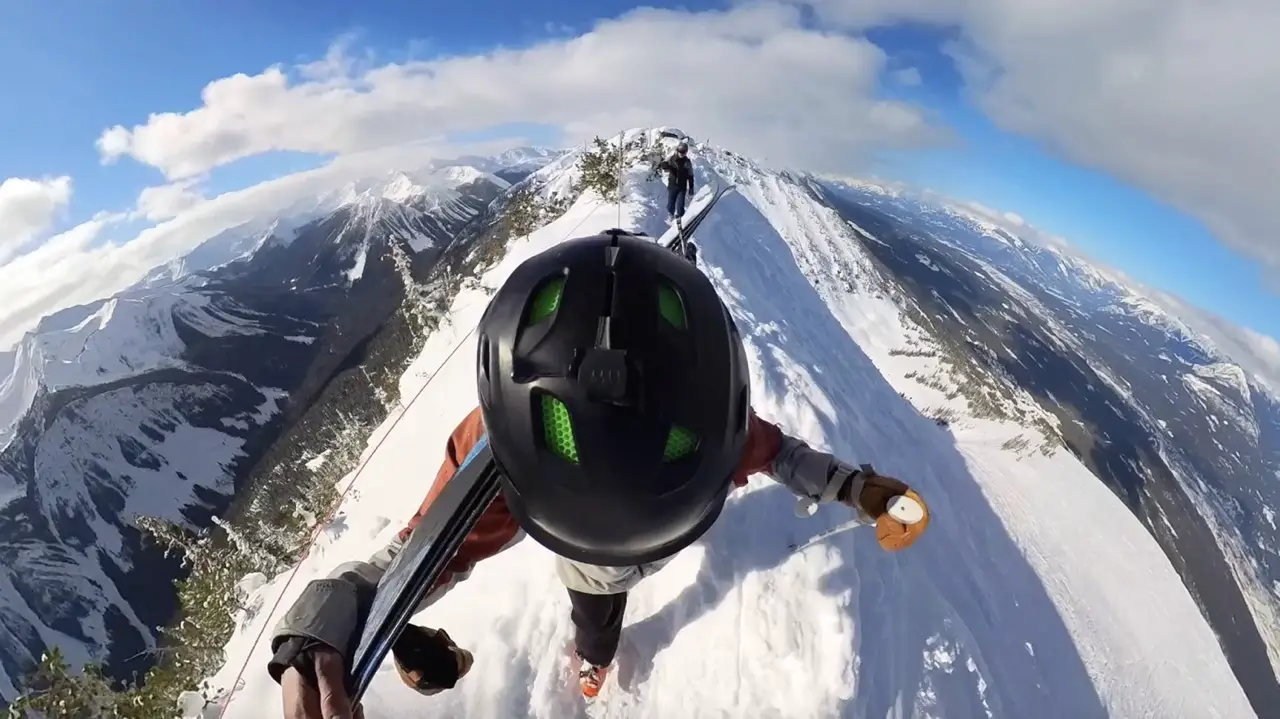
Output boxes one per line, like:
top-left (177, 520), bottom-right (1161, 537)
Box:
top-left (665, 181), bottom-right (735, 255)
top-left (672, 216), bottom-right (687, 259)
top-left (346, 437), bottom-right (502, 702)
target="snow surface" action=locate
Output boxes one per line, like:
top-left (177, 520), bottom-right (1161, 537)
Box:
top-left (200, 133), bottom-right (1254, 718)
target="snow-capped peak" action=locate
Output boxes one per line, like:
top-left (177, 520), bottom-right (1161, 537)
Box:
top-left (1191, 361), bottom-right (1253, 403)
top-left (334, 164), bottom-right (508, 210)
top-left (440, 165), bottom-right (491, 187)
top-left (379, 173), bottom-right (430, 203)
top-left (823, 175), bottom-right (907, 199)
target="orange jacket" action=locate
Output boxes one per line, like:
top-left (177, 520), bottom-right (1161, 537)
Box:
top-left (397, 406), bottom-right (785, 597)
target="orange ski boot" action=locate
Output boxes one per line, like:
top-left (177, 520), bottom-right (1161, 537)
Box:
top-left (578, 659), bottom-right (611, 698)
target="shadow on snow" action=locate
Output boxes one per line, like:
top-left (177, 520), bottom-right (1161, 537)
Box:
top-left (615, 181), bottom-right (1107, 719)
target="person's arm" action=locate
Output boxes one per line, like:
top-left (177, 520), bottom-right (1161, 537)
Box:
top-left (685, 161), bottom-right (695, 193)
top-left (733, 411), bottom-right (871, 519)
top-left (736, 409), bottom-right (930, 551)
top-left (267, 406), bottom-right (522, 683)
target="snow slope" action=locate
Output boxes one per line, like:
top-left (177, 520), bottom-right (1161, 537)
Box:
top-left (201, 131), bottom-right (1253, 718)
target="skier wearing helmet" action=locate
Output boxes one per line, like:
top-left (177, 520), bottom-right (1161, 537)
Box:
top-left (269, 231), bottom-right (930, 718)
top-left (658, 140), bottom-right (695, 222)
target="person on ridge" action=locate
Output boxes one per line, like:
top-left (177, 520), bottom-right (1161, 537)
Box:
top-left (268, 231), bottom-right (931, 718)
top-left (658, 140), bottom-right (695, 222)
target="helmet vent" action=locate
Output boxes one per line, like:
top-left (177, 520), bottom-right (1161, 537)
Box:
top-left (658, 284), bottom-right (687, 329)
top-left (664, 425), bottom-right (698, 462)
top-left (541, 395), bottom-right (580, 464)
top-left (528, 277), bottom-right (565, 325)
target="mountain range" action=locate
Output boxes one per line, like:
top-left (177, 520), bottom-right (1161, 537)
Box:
top-left (0, 159), bottom-right (525, 702)
top-left (1, 129), bottom-right (1276, 716)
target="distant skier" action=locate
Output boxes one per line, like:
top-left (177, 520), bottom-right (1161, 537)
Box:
top-left (658, 140), bottom-right (695, 222)
top-left (268, 232), bottom-right (930, 718)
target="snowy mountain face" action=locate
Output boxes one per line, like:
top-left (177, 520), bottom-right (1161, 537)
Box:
top-left (817, 181), bottom-right (1280, 710)
top-left (0, 166), bottom-right (508, 703)
top-left (201, 129), bottom-right (1254, 719)
top-left (449, 146), bottom-right (567, 186)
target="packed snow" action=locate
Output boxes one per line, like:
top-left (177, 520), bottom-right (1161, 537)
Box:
top-left (199, 131), bottom-right (1254, 718)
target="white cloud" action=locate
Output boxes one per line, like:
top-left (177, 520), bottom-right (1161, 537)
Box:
top-left (0, 135), bottom-right (526, 349)
top-left (0, 215), bottom-right (121, 346)
top-left (133, 178), bottom-right (207, 222)
top-left (0, 176), bottom-right (72, 261)
top-left (785, 0), bottom-right (1280, 284)
top-left (94, 4), bottom-right (941, 181)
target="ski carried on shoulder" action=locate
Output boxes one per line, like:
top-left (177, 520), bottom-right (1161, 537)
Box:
top-left (345, 437), bottom-right (501, 702)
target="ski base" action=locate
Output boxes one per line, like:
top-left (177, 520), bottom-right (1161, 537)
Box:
top-left (345, 439), bottom-right (502, 702)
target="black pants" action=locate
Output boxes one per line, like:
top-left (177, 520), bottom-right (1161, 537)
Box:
top-left (568, 588), bottom-right (627, 667)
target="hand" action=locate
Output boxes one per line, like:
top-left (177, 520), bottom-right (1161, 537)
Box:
top-left (843, 466), bottom-right (930, 552)
top-left (393, 625), bottom-right (474, 696)
top-left (281, 647), bottom-right (364, 719)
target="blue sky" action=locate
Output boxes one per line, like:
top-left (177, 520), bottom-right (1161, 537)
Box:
top-left (0, 0), bottom-right (1275, 341)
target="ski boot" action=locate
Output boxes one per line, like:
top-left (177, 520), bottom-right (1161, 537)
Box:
top-left (576, 652), bottom-right (611, 698)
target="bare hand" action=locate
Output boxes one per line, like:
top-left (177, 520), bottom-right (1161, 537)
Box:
top-left (281, 647), bottom-right (365, 719)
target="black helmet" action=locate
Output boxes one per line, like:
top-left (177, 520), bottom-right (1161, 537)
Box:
top-left (676, 141), bottom-right (689, 153)
top-left (475, 229), bottom-right (750, 566)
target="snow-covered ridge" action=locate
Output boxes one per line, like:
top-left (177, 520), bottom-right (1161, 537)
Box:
top-left (1192, 362), bottom-right (1254, 404)
top-left (0, 291), bottom-right (285, 455)
top-left (0, 295), bottom-right (189, 454)
top-left (200, 129), bottom-right (1253, 719)
top-left (910, 193), bottom-right (1276, 402)
top-left (1182, 371), bottom-right (1260, 443)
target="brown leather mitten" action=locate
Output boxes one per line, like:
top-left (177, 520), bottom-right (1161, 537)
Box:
top-left (873, 488), bottom-right (929, 552)
top-left (842, 465), bottom-right (930, 552)
top-left (391, 625), bottom-right (474, 696)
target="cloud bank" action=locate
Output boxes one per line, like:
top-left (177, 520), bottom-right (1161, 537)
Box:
top-left (0, 176), bottom-right (72, 262)
top-left (95, 4), bottom-right (937, 181)
top-left (790, 0), bottom-right (1280, 286)
top-left (1, 0), bottom-right (1275, 389)
top-left (2, 3), bottom-right (942, 348)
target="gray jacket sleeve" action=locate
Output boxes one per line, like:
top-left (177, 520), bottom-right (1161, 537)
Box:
top-left (267, 521), bottom-right (525, 680)
top-left (266, 535), bottom-right (420, 673)
top-left (767, 433), bottom-right (872, 520)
